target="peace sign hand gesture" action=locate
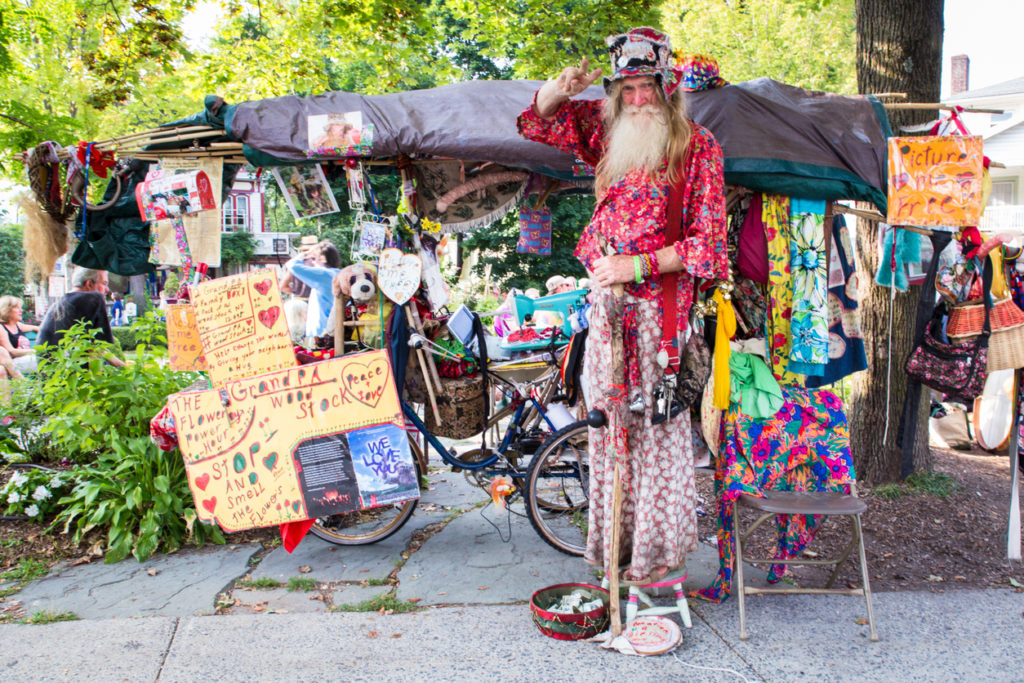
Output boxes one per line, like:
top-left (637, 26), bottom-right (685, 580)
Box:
top-left (555, 58), bottom-right (603, 98)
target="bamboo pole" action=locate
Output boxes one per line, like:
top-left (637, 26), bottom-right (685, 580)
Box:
top-left (94, 125), bottom-right (216, 147)
top-left (883, 102), bottom-right (1004, 114)
top-left (404, 304), bottom-right (442, 425)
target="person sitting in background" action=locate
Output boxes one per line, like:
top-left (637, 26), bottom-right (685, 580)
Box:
top-left (36, 268), bottom-right (126, 367)
top-left (0, 296), bottom-right (39, 377)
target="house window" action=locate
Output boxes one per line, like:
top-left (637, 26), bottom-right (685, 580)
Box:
top-left (990, 181), bottom-right (1015, 207)
top-left (222, 195), bottom-right (250, 232)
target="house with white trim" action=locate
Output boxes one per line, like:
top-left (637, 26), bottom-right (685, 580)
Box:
top-left (946, 56), bottom-right (1024, 232)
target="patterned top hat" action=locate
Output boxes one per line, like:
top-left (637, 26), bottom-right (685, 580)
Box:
top-left (603, 27), bottom-right (684, 97)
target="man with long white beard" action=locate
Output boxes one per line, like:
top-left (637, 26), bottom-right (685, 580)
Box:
top-left (518, 27), bottom-right (727, 586)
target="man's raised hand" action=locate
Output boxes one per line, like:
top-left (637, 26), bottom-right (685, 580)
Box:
top-left (556, 57), bottom-right (602, 98)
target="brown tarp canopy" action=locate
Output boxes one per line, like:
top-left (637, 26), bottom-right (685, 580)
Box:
top-left (225, 78), bottom-right (891, 212)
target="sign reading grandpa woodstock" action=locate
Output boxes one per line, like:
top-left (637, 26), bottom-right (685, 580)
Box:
top-left (167, 350), bottom-right (419, 532)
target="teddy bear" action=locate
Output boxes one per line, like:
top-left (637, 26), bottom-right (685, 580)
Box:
top-left (332, 262), bottom-right (392, 350)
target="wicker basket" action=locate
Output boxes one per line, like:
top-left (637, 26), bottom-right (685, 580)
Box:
top-left (530, 583), bottom-right (609, 640)
top-left (947, 297), bottom-right (1024, 341)
top-left (987, 327), bottom-right (1024, 371)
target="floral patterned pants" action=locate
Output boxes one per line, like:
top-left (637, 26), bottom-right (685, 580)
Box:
top-left (582, 288), bottom-right (698, 583)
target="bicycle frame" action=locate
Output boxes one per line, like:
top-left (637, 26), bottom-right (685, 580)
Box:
top-left (401, 391), bottom-right (558, 477)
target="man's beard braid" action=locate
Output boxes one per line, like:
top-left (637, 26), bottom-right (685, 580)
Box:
top-left (603, 104), bottom-right (670, 185)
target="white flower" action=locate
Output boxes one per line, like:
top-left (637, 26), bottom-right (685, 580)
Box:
top-left (32, 486), bottom-right (51, 501)
top-left (7, 491), bottom-right (20, 504)
top-left (24, 503), bottom-right (39, 517)
top-left (9, 471), bottom-right (28, 487)
top-left (49, 477), bottom-right (64, 488)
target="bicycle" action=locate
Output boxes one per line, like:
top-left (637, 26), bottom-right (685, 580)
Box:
top-left (311, 309), bottom-right (591, 552)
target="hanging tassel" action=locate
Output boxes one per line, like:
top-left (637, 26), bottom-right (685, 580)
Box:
top-left (712, 288), bottom-right (736, 409)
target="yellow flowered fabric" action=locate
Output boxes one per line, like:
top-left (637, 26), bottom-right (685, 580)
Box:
top-left (763, 194), bottom-right (805, 386)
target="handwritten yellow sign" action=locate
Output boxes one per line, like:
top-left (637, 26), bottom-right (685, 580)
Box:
top-left (166, 303), bottom-right (208, 372)
top-left (190, 268), bottom-right (296, 387)
top-left (887, 135), bottom-right (984, 227)
top-left (166, 350), bottom-right (418, 532)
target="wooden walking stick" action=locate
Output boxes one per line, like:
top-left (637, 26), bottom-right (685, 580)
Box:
top-left (600, 236), bottom-right (628, 638)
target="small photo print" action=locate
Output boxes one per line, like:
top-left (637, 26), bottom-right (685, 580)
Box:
top-left (272, 164), bottom-right (340, 220)
top-left (307, 111), bottom-right (374, 158)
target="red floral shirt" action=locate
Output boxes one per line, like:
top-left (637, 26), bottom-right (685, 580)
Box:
top-left (517, 95), bottom-right (728, 333)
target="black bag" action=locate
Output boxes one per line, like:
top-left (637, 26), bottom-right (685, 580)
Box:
top-left (904, 261), bottom-right (992, 404)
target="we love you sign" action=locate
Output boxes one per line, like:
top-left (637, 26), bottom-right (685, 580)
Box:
top-left (167, 349), bottom-right (418, 531)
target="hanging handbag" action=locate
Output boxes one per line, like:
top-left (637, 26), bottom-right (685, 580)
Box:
top-left (904, 259), bottom-right (992, 403)
top-left (675, 317), bottom-right (712, 409)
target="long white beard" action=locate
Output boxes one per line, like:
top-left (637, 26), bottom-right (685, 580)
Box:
top-left (602, 105), bottom-right (669, 184)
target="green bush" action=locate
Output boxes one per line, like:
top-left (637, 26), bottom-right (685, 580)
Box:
top-left (110, 327), bottom-right (137, 351)
top-left (33, 319), bottom-right (222, 561)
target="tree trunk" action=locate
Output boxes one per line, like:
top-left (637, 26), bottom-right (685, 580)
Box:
top-left (851, 0), bottom-right (943, 484)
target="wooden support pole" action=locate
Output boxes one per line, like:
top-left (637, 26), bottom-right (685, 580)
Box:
top-left (883, 102), bottom-right (1005, 114)
top-left (404, 304), bottom-right (442, 425)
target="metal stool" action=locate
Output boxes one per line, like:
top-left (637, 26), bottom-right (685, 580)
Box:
top-left (733, 487), bottom-right (878, 642)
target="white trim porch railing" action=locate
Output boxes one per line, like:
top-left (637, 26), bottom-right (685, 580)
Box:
top-left (979, 205), bottom-right (1024, 232)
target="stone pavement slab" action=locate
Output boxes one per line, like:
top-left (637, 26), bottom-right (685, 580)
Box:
top-left (0, 616), bottom-right (176, 681)
top-left (158, 607), bottom-right (759, 682)
top-left (692, 588), bottom-right (1024, 682)
top-left (231, 586), bottom-right (329, 614)
top-left (13, 542), bottom-right (261, 619)
top-left (395, 503), bottom-right (596, 605)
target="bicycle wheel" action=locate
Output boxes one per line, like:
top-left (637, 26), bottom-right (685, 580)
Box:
top-left (525, 421), bottom-right (589, 556)
top-left (310, 440), bottom-right (423, 545)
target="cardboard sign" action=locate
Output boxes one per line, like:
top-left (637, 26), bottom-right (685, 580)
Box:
top-left (166, 350), bottom-right (418, 531)
top-left (166, 303), bottom-right (208, 372)
top-left (190, 269), bottom-right (297, 387)
top-left (307, 112), bottom-right (374, 158)
top-left (136, 169), bottom-right (217, 222)
top-left (886, 135), bottom-right (984, 227)
top-left (378, 248), bottom-right (421, 305)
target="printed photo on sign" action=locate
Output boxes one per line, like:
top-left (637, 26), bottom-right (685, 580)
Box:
top-left (272, 165), bottom-right (340, 221)
top-left (136, 168), bottom-right (217, 222)
top-left (347, 423), bottom-right (418, 508)
top-left (307, 112), bottom-right (374, 158)
top-left (346, 166), bottom-right (366, 208)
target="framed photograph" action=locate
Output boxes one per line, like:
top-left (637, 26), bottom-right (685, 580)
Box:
top-left (307, 111), bottom-right (374, 158)
top-left (272, 164), bottom-right (340, 221)
top-left (346, 165), bottom-right (366, 209)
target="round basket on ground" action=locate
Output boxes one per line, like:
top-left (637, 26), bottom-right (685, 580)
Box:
top-left (530, 583), bottom-right (609, 640)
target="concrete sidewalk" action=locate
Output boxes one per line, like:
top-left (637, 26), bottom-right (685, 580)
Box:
top-left (1, 464), bottom-right (1021, 681)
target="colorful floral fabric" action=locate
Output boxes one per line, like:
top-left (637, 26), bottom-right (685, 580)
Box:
top-left (787, 207), bottom-right (829, 372)
top-left (693, 386), bottom-right (854, 603)
top-left (516, 95), bottom-right (728, 335)
top-left (763, 195), bottom-right (804, 386)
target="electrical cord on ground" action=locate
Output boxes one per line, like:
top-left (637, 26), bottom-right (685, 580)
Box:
top-left (670, 651), bottom-right (753, 682)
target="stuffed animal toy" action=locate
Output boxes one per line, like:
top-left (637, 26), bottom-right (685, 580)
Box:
top-left (332, 263), bottom-right (393, 349)
top-left (283, 297), bottom-right (309, 345)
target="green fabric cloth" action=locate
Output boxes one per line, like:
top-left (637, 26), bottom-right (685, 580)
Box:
top-left (729, 352), bottom-right (784, 419)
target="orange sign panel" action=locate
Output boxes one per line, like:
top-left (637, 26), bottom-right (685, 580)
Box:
top-left (166, 303), bottom-right (208, 372)
top-left (886, 135), bottom-right (984, 227)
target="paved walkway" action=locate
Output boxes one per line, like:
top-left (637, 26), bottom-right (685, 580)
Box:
top-left (1, 462), bottom-right (1021, 681)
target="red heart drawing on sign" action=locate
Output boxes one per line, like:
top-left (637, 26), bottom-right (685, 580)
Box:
top-left (257, 306), bottom-right (280, 329)
top-left (195, 473), bottom-right (210, 491)
top-left (343, 356), bottom-right (391, 408)
top-left (253, 279), bottom-right (271, 296)
top-left (202, 497), bottom-right (217, 513)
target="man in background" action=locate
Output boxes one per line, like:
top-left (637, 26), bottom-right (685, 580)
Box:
top-left (37, 267), bottom-right (126, 367)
